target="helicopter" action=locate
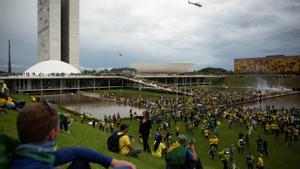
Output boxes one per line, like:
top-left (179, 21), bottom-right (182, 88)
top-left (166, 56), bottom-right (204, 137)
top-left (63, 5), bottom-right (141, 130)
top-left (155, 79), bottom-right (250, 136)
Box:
top-left (188, 0), bottom-right (202, 7)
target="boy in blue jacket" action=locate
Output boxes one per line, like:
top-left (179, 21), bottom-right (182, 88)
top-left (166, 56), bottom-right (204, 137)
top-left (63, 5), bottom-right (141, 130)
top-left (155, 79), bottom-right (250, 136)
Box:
top-left (10, 101), bottom-right (136, 169)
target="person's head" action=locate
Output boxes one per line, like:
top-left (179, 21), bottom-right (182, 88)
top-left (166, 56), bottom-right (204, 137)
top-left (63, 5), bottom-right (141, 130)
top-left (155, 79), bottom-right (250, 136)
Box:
top-left (17, 101), bottom-right (59, 143)
top-left (143, 111), bottom-right (150, 120)
top-left (177, 135), bottom-right (187, 146)
top-left (120, 123), bottom-right (129, 133)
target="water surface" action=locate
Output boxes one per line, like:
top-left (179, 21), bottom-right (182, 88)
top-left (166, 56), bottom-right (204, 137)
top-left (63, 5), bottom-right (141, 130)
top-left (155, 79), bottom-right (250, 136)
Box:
top-left (39, 94), bottom-right (145, 119)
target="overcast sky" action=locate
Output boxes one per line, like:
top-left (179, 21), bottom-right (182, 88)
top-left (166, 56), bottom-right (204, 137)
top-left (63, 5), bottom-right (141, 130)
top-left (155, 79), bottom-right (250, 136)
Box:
top-left (0, 0), bottom-right (300, 72)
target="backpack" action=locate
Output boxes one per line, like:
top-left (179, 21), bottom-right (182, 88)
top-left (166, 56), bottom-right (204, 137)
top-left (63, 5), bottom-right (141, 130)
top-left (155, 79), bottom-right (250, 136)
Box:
top-left (107, 131), bottom-right (125, 153)
top-left (0, 133), bottom-right (20, 169)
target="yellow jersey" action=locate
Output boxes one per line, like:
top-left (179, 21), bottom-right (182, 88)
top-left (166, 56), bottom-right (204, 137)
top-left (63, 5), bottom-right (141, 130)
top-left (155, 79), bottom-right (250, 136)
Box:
top-left (209, 138), bottom-right (219, 145)
top-left (257, 157), bottom-right (263, 167)
top-left (118, 132), bottom-right (130, 155)
top-left (152, 141), bottom-right (166, 158)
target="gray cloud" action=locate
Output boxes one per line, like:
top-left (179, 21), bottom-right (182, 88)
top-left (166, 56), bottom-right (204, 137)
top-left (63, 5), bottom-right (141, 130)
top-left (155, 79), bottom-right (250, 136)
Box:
top-left (0, 0), bottom-right (300, 72)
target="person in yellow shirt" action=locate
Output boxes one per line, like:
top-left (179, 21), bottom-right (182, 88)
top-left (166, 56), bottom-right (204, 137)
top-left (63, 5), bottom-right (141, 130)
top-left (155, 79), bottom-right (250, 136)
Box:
top-left (248, 125), bottom-right (253, 136)
top-left (204, 128), bottom-right (209, 139)
top-left (118, 124), bottom-right (142, 157)
top-left (209, 135), bottom-right (219, 160)
top-left (216, 120), bottom-right (221, 127)
top-left (0, 80), bottom-right (15, 108)
top-left (152, 135), bottom-right (166, 158)
top-left (31, 95), bottom-right (37, 102)
top-left (209, 135), bottom-right (219, 148)
top-left (256, 154), bottom-right (264, 169)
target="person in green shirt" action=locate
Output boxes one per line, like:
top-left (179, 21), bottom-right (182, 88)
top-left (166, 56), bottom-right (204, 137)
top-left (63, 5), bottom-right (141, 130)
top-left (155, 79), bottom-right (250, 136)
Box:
top-left (165, 135), bottom-right (203, 169)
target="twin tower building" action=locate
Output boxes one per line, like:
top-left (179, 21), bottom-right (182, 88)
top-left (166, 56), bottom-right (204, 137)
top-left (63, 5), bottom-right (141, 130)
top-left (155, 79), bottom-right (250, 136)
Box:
top-left (38, 0), bottom-right (79, 69)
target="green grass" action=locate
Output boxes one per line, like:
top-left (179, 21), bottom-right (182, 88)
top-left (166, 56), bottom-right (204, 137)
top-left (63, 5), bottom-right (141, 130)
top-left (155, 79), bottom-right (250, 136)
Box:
top-left (1, 95), bottom-right (300, 169)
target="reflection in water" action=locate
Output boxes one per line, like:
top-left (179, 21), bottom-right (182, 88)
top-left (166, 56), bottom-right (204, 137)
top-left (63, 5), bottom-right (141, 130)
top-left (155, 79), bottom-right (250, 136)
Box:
top-left (39, 94), bottom-right (145, 119)
top-left (248, 94), bottom-right (300, 109)
top-left (39, 92), bottom-right (300, 119)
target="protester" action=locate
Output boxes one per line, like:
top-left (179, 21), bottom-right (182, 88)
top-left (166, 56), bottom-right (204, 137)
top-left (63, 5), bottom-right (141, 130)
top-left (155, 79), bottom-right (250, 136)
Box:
top-left (137, 111), bottom-right (152, 153)
top-left (118, 124), bottom-right (142, 157)
top-left (218, 148), bottom-right (230, 169)
top-left (10, 102), bottom-right (136, 169)
top-left (229, 144), bottom-right (235, 161)
top-left (14, 84), bottom-right (296, 169)
top-left (165, 135), bottom-right (203, 169)
top-left (245, 153), bottom-right (254, 169)
top-left (257, 136), bottom-right (263, 152)
top-left (152, 135), bottom-right (166, 158)
top-left (262, 139), bottom-right (269, 157)
top-left (209, 135), bottom-right (219, 160)
top-left (237, 137), bottom-right (245, 154)
top-left (256, 154), bottom-right (264, 169)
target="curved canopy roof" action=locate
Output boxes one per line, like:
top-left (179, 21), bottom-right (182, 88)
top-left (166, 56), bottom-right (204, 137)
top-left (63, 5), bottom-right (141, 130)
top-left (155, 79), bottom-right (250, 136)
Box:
top-left (25, 60), bottom-right (81, 75)
top-left (132, 63), bottom-right (194, 73)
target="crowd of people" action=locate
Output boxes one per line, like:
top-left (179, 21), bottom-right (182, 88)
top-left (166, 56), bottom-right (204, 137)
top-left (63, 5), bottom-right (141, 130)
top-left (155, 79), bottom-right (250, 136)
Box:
top-left (74, 85), bottom-right (300, 169)
top-left (1, 81), bottom-right (299, 169)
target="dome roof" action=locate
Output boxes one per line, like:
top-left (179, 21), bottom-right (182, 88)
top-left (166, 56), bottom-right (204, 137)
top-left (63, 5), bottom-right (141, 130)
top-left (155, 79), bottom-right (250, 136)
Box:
top-left (25, 60), bottom-right (81, 75)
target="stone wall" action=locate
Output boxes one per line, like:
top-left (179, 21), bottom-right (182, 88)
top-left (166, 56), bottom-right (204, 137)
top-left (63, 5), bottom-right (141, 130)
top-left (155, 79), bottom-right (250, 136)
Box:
top-left (234, 55), bottom-right (300, 73)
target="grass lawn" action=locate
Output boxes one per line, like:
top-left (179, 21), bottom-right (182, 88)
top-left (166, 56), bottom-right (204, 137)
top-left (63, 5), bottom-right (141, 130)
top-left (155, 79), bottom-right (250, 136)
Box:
top-left (1, 94), bottom-right (300, 169)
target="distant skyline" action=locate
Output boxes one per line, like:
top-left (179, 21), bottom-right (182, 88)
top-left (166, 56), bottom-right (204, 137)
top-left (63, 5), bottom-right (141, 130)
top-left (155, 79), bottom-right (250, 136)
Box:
top-left (1, 0), bottom-right (300, 72)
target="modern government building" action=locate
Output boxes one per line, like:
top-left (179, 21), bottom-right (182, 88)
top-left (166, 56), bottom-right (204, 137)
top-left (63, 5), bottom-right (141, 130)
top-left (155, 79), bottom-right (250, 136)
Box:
top-left (234, 55), bottom-right (300, 74)
top-left (1, 0), bottom-right (218, 94)
top-left (37, 0), bottom-right (79, 69)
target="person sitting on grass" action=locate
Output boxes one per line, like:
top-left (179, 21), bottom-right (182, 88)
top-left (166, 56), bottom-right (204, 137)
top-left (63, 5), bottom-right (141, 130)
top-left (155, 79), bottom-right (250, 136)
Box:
top-left (118, 124), bottom-right (142, 157)
top-left (152, 135), bottom-right (166, 158)
top-left (0, 80), bottom-right (15, 109)
top-left (10, 101), bottom-right (136, 169)
top-left (256, 154), bottom-right (264, 169)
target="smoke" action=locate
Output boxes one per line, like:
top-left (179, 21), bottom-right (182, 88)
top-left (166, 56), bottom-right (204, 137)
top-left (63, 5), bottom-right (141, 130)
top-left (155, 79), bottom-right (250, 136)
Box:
top-left (255, 77), bottom-right (290, 91)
